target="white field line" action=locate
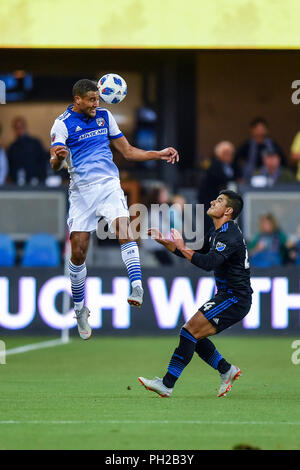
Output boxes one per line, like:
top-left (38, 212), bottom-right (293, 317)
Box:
top-left (5, 338), bottom-right (70, 356)
top-left (0, 420), bottom-right (300, 426)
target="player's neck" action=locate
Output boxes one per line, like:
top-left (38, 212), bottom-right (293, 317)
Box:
top-left (73, 104), bottom-right (84, 114)
top-left (213, 217), bottom-right (232, 231)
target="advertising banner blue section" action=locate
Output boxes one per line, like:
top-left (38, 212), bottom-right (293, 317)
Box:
top-left (0, 267), bottom-right (299, 336)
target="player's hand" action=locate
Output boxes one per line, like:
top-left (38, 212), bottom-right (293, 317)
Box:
top-left (147, 228), bottom-right (167, 244)
top-left (170, 228), bottom-right (185, 250)
top-left (158, 147), bottom-right (179, 164)
top-left (54, 145), bottom-right (69, 160)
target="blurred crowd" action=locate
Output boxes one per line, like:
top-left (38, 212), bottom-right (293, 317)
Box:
top-left (1, 115), bottom-right (300, 188)
top-left (1, 115), bottom-right (300, 268)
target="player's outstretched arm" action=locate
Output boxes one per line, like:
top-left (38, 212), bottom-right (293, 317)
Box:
top-left (50, 145), bottom-right (69, 171)
top-left (147, 228), bottom-right (178, 253)
top-left (170, 228), bottom-right (225, 271)
top-left (170, 229), bottom-right (195, 261)
top-left (111, 135), bottom-right (179, 164)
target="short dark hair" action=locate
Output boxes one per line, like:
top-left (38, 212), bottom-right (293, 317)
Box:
top-left (219, 190), bottom-right (244, 220)
top-left (72, 79), bottom-right (98, 98)
top-left (262, 149), bottom-right (279, 158)
top-left (250, 117), bottom-right (268, 128)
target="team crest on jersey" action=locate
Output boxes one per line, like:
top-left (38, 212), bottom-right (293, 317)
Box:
top-left (216, 241), bottom-right (226, 252)
top-left (96, 118), bottom-right (105, 127)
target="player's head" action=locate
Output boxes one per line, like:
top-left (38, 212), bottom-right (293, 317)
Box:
top-left (72, 79), bottom-right (99, 118)
top-left (207, 190), bottom-right (243, 221)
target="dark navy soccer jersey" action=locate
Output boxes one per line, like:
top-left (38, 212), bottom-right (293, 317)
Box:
top-left (176, 220), bottom-right (252, 297)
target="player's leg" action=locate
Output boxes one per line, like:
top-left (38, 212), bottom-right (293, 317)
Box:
top-left (69, 231), bottom-right (92, 340)
top-left (112, 216), bottom-right (143, 307)
top-left (188, 296), bottom-right (246, 397)
top-left (138, 295), bottom-right (247, 397)
top-left (138, 316), bottom-right (215, 397)
top-left (99, 180), bottom-right (144, 307)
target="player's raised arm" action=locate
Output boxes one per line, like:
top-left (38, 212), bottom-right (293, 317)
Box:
top-left (111, 135), bottom-right (179, 164)
top-left (49, 119), bottom-right (69, 171)
top-left (170, 228), bottom-right (230, 271)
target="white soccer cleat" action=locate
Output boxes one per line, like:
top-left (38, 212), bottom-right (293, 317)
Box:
top-left (138, 376), bottom-right (173, 398)
top-left (74, 306), bottom-right (92, 340)
top-left (127, 286), bottom-right (144, 308)
top-left (218, 365), bottom-right (242, 397)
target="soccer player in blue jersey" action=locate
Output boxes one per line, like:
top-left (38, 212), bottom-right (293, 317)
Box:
top-left (50, 79), bottom-right (179, 340)
top-left (139, 190), bottom-right (253, 397)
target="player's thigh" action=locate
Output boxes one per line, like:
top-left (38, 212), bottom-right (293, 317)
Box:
top-left (112, 216), bottom-right (133, 241)
top-left (184, 311), bottom-right (217, 340)
top-left (98, 184), bottom-right (130, 238)
top-left (68, 186), bottom-right (99, 233)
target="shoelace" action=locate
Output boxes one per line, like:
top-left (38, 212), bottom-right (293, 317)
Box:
top-left (73, 310), bottom-right (90, 320)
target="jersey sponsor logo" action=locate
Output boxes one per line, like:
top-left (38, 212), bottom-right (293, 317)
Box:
top-left (78, 128), bottom-right (108, 141)
top-left (216, 241), bottom-right (226, 252)
top-left (75, 126), bottom-right (82, 132)
top-left (96, 117), bottom-right (105, 127)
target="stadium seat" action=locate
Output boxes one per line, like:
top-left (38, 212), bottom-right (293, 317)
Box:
top-left (22, 233), bottom-right (60, 267)
top-left (250, 251), bottom-right (281, 268)
top-left (0, 234), bottom-right (16, 266)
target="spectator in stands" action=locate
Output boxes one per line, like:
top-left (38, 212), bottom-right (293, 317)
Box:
top-left (141, 185), bottom-right (175, 265)
top-left (7, 116), bottom-right (48, 185)
top-left (290, 131), bottom-right (300, 181)
top-left (198, 140), bottom-right (236, 232)
top-left (286, 224), bottom-right (300, 265)
top-left (234, 117), bottom-right (286, 183)
top-left (0, 123), bottom-right (8, 185)
top-left (251, 150), bottom-right (296, 187)
top-left (169, 194), bottom-right (186, 233)
top-left (249, 213), bottom-right (288, 267)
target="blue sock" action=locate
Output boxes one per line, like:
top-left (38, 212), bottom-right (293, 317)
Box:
top-left (121, 241), bottom-right (142, 288)
top-left (163, 327), bottom-right (197, 388)
top-left (195, 338), bottom-right (231, 374)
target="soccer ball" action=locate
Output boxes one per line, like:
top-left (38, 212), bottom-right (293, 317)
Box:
top-left (97, 73), bottom-right (127, 104)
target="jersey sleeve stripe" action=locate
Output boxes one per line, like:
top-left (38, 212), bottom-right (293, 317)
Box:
top-left (109, 132), bottom-right (123, 140)
top-left (51, 142), bottom-right (66, 147)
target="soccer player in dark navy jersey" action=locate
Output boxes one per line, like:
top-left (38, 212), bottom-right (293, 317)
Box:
top-left (139, 190), bottom-right (253, 398)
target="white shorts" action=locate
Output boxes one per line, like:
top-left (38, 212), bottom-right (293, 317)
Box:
top-left (67, 178), bottom-right (129, 234)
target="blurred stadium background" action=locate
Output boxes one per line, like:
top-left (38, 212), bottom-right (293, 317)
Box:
top-left (0, 0), bottom-right (300, 451)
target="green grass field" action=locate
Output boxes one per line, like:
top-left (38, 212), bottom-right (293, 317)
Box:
top-left (0, 335), bottom-right (299, 450)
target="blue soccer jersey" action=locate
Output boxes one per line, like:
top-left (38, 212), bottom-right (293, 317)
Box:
top-left (50, 105), bottom-right (123, 187)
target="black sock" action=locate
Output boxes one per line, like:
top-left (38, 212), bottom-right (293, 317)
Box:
top-left (163, 327), bottom-right (197, 388)
top-left (195, 338), bottom-right (231, 374)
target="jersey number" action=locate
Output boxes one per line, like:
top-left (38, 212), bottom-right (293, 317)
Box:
top-left (244, 248), bottom-right (250, 269)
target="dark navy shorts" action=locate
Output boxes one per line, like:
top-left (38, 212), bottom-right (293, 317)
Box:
top-left (198, 291), bottom-right (252, 333)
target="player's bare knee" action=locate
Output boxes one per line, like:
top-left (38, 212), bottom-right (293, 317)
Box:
top-left (114, 217), bottom-right (133, 242)
top-left (184, 312), bottom-right (216, 340)
top-left (183, 320), bottom-right (198, 338)
top-left (71, 245), bottom-right (87, 265)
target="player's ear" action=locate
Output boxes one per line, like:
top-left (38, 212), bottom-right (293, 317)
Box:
top-left (225, 206), bottom-right (233, 216)
top-left (74, 95), bottom-right (81, 105)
